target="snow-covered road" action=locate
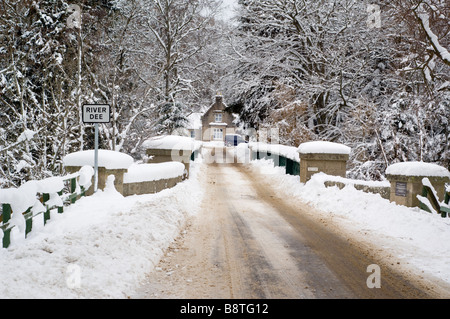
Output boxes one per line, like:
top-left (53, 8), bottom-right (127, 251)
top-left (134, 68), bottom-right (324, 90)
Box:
top-left (1, 157), bottom-right (450, 299)
top-left (135, 163), bottom-right (450, 298)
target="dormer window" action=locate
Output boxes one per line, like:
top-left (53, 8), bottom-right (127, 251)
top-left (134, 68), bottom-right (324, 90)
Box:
top-left (215, 113), bottom-right (222, 123)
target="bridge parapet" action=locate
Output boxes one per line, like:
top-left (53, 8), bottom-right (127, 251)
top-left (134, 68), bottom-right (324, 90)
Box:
top-left (298, 141), bottom-right (351, 183)
top-left (142, 135), bottom-right (202, 178)
top-left (386, 162), bottom-right (450, 209)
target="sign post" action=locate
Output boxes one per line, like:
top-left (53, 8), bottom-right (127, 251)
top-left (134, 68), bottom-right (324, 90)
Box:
top-left (82, 104), bottom-right (111, 192)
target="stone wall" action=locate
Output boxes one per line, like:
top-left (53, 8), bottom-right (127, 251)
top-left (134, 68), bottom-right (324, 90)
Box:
top-left (324, 180), bottom-right (390, 200)
top-left (123, 176), bottom-right (183, 197)
top-left (65, 166), bottom-right (127, 196)
top-left (146, 148), bottom-right (190, 178)
top-left (386, 174), bottom-right (449, 208)
top-left (65, 166), bottom-right (184, 197)
top-left (299, 153), bottom-right (349, 183)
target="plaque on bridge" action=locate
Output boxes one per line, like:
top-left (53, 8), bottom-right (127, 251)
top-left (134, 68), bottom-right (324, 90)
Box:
top-left (395, 182), bottom-right (407, 197)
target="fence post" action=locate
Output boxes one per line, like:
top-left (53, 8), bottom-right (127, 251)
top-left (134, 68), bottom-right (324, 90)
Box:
top-left (2, 204), bottom-right (12, 248)
top-left (43, 193), bottom-right (50, 225)
top-left (57, 190), bottom-right (64, 214)
top-left (286, 159), bottom-right (293, 175)
top-left (70, 178), bottom-right (77, 204)
top-left (24, 207), bottom-right (33, 237)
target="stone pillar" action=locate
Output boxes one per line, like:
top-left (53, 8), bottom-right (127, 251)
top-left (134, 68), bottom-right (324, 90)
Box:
top-left (63, 149), bottom-right (134, 196)
top-left (143, 136), bottom-right (195, 178)
top-left (146, 148), bottom-right (191, 177)
top-left (98, 167), bottom-right (127, 195)
top-left (386, 162), bottom-right (450, 208)
top-left (297, 141), bottom-right (351, 183)
top-left (64, 166), bottom-right (127, 196)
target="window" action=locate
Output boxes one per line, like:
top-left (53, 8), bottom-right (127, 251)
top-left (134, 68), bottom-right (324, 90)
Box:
top-left (213, 128), bottom-right (223, 140)
top-left (215, 113), bottom-right (222, 123)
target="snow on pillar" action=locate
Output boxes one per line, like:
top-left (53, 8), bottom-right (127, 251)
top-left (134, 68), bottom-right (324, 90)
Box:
top-left (141, 135), bottom-right (194, 179)
top-left (63, 150), bottom-right (133, 195)
top-left (297, 141), bottom-right (351, 183)
top-left (386, 162), bottom-right (450, 208)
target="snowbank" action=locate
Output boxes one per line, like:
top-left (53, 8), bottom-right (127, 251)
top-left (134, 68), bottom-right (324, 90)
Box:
top-left (0, 161), bottom-right (204, 298)
top-left (124, 162), bottom-right (186, 183)
top-left (313, 172), bottom-right (390, 188)
top-left (298, 141), bottom-right (351, 155)
top-left (78, 166), bottom-right (95, 190)
top-left (249, 142), bottom-right (300, 162)
top-left (386, 161), bottom-right (450, 178)
top-left (63, 150), bottom-right (134, 170)
top-left (251, 159), bottom-right (450, 284)
top-left (202, 141), bottom-right (224, 148)
top-left (142, 135), bottom-right (200, 152)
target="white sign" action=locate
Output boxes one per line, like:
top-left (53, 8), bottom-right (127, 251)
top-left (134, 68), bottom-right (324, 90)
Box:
top-left (82, 104), bottom-right (111, 124)
top-left (307, 167), bottom-right (319, 172)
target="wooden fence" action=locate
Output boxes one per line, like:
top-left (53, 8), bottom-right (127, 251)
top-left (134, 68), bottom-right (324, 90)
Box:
top-left (250, 146), bottom-right (300, 176)
top-left (419, 179), bottom-right (450, 218)
top-left (0, 171), bottom-right (88, 248)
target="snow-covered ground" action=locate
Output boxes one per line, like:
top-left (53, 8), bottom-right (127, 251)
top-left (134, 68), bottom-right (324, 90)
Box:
top-left (251, 159), bottom-right (450, 285)
top-left (0, 161), bottom-right (204, 299)
top-left (1, 155), bottom-right (449, 299)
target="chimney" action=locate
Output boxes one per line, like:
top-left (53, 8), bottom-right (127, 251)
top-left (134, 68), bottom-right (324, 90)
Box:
top-left (215, 94), bottom-right (223, 104)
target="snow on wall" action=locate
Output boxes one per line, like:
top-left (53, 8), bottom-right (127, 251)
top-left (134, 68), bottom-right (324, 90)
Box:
top-left (313, 172), bottom-right (390, 188)
top-left (249, 142), bottom-right (300, 162)
top-left (124, 162), bottom-right (186, 184)
top-left (78, 166), bottom-right (95, 190)
top-left (386, 161), bottom-right (450, 178)
top-left (297, 141), bottom-right (351, 155)
top-left (250, 140), bottom-right (351, 160)
top-left (62, 150), bottom-right (134, 170)
top-left (142, 135), bottom-right (200, 152)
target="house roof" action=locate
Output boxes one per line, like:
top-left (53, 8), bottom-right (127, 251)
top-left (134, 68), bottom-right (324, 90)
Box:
top-left (202, 95), bottom-right (228, 117)
top-left (186, 112), bottom-right (203, 130)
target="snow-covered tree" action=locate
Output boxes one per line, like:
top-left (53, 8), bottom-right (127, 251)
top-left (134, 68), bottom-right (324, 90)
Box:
top-left (0, 0), bottom-right (77, 186)
top-left (224, 0), bottom-right (449, 179)
top-left (137, 0), bottom-right (222, 133)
